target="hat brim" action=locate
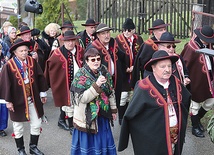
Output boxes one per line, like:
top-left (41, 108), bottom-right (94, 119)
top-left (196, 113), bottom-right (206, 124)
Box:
top-left (144, 55), bottom-right (179, 71)
top-left (17, 29), bottom-right (33, 36)
top-left (154, 40), bottom-right (181, 44)
top-left (60, 26), bottom-right (77, 29)
top-left (62, 36), bottom-right (80, 41)
top-left (92, 27), bottom-right (114, 36)
top-left (194, 29), bottom-right (214, 43)
top-left (148, 23), bottom-right (171, 31)
top-left (81, 22), bottom-right (99, 26)
top-left (9, 41), bottom-right (31, 53)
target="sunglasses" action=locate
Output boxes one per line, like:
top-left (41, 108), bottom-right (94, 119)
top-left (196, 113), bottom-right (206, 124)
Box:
top-left (88, 57), bottom-right (101, 62)
top-left (124, 29), bottom-right (132, 32)
top-left (161, 44), bottom-right (176, 49)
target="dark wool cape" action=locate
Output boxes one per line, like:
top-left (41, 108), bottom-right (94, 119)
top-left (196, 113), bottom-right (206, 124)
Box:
top-left (44, 45), bottom-right (84, 107)
top-left (0, 56), bottom-right (48, 122)
top-left (181, 38), bottom-right (214, 102)
top-left (118, 75), bottom-right (191, 155)
top-left (115, 33), bottom-right (143, 91)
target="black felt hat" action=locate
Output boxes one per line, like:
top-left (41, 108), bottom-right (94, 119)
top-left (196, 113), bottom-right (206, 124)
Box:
top-left (154, 32), bottom-right (181, 44)
top-left (9, 38), bottom-right (31, 53)
top-left (17, 26), bottom-right (33, 36)
top-left (93, 23), bottom-right (114, 35)
top-left (62, 30), bottom-right (80, 41)
top-left (148, 19), bottom-right (170, 31)
top-left (194, 25), bottom-right (214, 43)
top-left (144, 50), bottom-right (179, 71)
top-left (81, 18), bottom-right (99, 26)
top-left (31, 28), bottom-right (40, 36)
top-left (60, 21), bottom-right (76, 29)
top-left (122, 18), bottom-right (135, 30)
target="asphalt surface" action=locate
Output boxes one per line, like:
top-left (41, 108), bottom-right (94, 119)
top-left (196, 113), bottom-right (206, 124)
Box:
top-left (0, 90), bottom-right (214, 155)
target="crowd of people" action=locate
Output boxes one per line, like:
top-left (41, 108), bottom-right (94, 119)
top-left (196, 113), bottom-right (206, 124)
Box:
top-left (0, 17), bottom-right (213, 155)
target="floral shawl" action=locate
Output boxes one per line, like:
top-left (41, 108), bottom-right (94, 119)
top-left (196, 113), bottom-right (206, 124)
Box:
top-left (71, 64), bottom-right (114, 129)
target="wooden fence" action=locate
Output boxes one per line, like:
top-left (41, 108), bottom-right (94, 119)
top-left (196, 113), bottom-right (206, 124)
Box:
top-left (87, 0), bottom-right (196, 38)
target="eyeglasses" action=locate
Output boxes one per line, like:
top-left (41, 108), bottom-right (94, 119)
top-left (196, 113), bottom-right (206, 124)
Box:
top-left (88, 57), bottom-right (101, 62)
top-left (161, 44), bottom-right (176, 49)
top-left (124, 29), bottom-right (132, 32)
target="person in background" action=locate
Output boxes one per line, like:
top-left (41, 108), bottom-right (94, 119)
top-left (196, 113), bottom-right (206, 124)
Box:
top-left (115, 18), bottom-right (143, 124)
top-left (17, 26), bottom-right (45, 71)
top-left (4, 26), bottom-right (17, 48)
top-left (131, 19), bottom-right (170, 88)
top-left (118, 50), bottom-right (191, 155)
top-left (155, 31), bottom-right (191, 86)
top-left (52, 21), bottom-right (75, 50)
top-left (0, 43), bottom-right (8, 137)
top-left (70, 48), bottom-right (117, 155)
top-left (78, 18), bottom-right (99, 49)
top-left (0, 38), bottom-right (48, 155)
top-left (0, 21), bottom-right (13, 39)
top-left (45, 30), bottom-right (84, 135)
top-left (181, 25), bottom-right (214, 138)
top-left (86, 23), bottom-right (125, 124)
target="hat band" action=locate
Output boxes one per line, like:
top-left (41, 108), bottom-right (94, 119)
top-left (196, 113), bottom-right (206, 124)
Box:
top-left (97, 27), bottom-right (111, 33)
top-left (200, 29), bottom-right (214, 38)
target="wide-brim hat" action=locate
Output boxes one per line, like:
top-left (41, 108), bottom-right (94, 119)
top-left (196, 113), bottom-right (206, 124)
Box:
top-left (148, 19), bottom-right (171, 31)
top-left (62, 30), bottom-right (80, 41)
top-left (17, 26), bottom-right (33, 36)
top-left (60, 21), bottom-right (76, 29)
top-left (9, 38), bottom-right (31, 53)
top-left (154, 32), bottom-right (181, 44)
top-left (144, 50), bottom-right (179, 71)
top-left (122, 18), bottom-right (135, 30)
top-left (93, 23), bottom-right (114, 35)
top-left (194, 25), bottom-right (214, 43)
top-left (81, 18), bottom-right (99, 26)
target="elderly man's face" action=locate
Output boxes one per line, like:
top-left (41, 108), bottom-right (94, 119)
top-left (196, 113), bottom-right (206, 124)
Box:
top-left (152, 59), bottom-right (172, 83)
top-left (14, 45), bottom-right (29, 61)
top-left (123, 29), bottom-right (135, 38)
top-left (97, 30), bottom-right (111, 46)
top-left (153, 28), bottom-right (167, 41)
top-left (85, 26), bottom-right (96, 35)
top-left (158, 43), bottom-right (176, 56)
top-left (64, 39), bottom-right (76, 51)
top-left (20, 32), bottom-right (31, 41)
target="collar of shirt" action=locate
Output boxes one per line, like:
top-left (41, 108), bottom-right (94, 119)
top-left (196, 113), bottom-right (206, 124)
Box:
top-left (70, 48), bottom-right (76, 55)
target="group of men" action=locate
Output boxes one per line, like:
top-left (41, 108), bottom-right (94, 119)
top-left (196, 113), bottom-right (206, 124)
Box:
top-left (0, 17), bottom-right (214, 155)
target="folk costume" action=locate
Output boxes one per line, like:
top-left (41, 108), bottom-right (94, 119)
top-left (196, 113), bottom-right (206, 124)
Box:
top-left (181, 25), bottom-right (214, 138)
top-left (131, 19), bottom-right (170, 88)
top-left (87, 37), bottom-right (124, 112)
top-left (154, 32), bottom-right (190, 85)
top-left (70, 64), bottom-right (117, 155)
top-left (0, 39), bottom-right (48, 155)
top-left (45, 30), bottom-right (84, 134)
top-left (52, 21), bottom-right (76, 50)
top-left (0, 40), bottom-right (10, 137)
top-left (78, 18), bottom-right (99, 49)
top-left (115, 18), bottom-right (144, 124)
top-left (118, 50), bottom-right (191, 155)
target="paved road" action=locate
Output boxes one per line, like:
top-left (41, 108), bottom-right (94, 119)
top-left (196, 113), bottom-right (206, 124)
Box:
top-left (0, 90), bottom-right (214, 155)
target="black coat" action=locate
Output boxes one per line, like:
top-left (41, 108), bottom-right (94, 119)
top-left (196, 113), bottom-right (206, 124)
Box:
top-left (118, 74), bottom-right (191, 155)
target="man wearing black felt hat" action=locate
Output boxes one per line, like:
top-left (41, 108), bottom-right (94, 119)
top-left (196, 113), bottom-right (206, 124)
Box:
top-left (78, 18), bottom-right (99, 49)
top-left (155, 31), bottom-right (191, 86)
top-left (45, 30), bottom-right (84, 135)
top-left (86, 23), bottom-right (126, 121)
top-left (52, 21), bottom-right (76, 50)
top-left (131, 19), bottom-right (171, 88)
top-left (0, 38), bottom-right (48, 155)
top-left (181, 25), bottom-right (214, 138)
top-left (118, 50), bottom-right (191, 155)
top-left (115, 18), bottom-right (143, 124)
